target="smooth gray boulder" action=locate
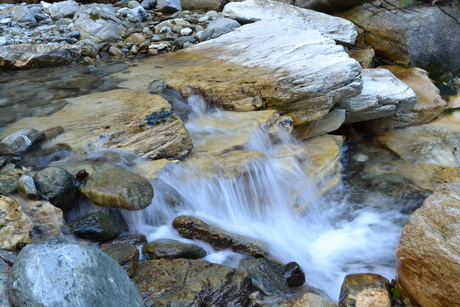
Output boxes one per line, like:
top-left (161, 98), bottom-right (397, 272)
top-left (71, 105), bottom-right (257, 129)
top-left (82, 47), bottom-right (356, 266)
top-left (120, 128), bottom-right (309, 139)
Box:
top-left (157, 0), bottom-right (182, 13)
top-left (45, 0), bottom-right (80, 20)
top-left (11, 6), bottom-right (36, 23)
top-left (8, 239), bottom-right (144, 307)
top-left (204, 17), bottom-right (240, 39)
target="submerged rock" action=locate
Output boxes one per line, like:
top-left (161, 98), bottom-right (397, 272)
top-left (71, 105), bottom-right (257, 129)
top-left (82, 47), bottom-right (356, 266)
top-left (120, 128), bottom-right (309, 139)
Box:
top-left (142, 238), bottom-right (207, 260)
top-left (133, 259), bottom-right (251, 306)
top-left (80, 164), bottom-right (153, 210)
top-left (0, 195), bottom-right (33, 250)
top-left (339, 273), bottom-right (391, 307)
top-left (33, 167), bottom-right (76, 212)
top-left (0, 128), bottom-right (45, 155)
top-left (239, 258), bottom-right (290, 296)
top-left (397, 181), bottom-right (460, 307)
top-left (8, 239), bottom-right (144, 307)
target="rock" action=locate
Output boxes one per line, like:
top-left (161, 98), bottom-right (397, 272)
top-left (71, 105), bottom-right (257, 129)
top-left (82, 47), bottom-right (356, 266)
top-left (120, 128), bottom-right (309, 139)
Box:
top-left (204, 17), bottom-right (240, 39)
top-left (339, 273), bottom-right (391, 307)
top-left (0, 172), bottom-right (21, 195)
top-left (397, 181), bottom-right (460, 307)
top-left (63, 208), bottom-right (122, 242)
top-left (101, 242), bottom-right (139, 277)
top-left (125, 32), bottom-right (146, 44)
top-left (142, 238), bottom-right (207, 260)
top-left (173, 36), bottom-right (196, 48)
top-left (155, 18), bottom-right (191, 33)
top-left (0, 128), bottom-right (45, 154)
top-left (281, 262), bottom-right (305, 288)
top-left (156, 0), bottom-right (182, 12)
top-left (11, 6), bottom-right (36, 23)
top-left (280, 292), bottom-right (337, 307)
top-left (337, 1), bottom-right (460, 79)
top-left (75, 39), bottom-right (99, 57)
top-left (133, 259), bottom-right (251, 306)
top-left (0, 195), bottom-right (33, 250)
top-left (8, 239), bottom-right (144, 307)
top-left (223, 0), bottom-right (357, 45)
top-left (33, 167), bottom-right (76, 212)
top-left (17, 174), bottom-right (38, 200)
top-left (363, 65), bottom-right (447, 130)
top-left (0, 251), bottom-right (16, 307)
top-left (128, 0), bottom-right (141, 8)
top-left (79, 164), bottom-right (153, 210)
top-left (276, 0), bottom-right (363, 13)
top-left (129, 6), bottom-right (147, 22)
top-left (46, 0), bottom-right (80, 20)
top-left (347, 48), bottom-right (375, 69)
top-left (15, 198), bottom-right (64, 243)
top-left (335, 68), bottom-right (417, 123)
top-left (239, 258), bottom-right (290, 296)
top-left (294, 109), bottom-right (345, 140)
top-left (0, 44), bottom-right (81, 69)
top-left (141, 0), bottom-right (157, 9)
top-left (22, 143), bottom-right (74, 169)
top-left (108, 45), bottom-right (124, 57)
top-left (100, 233), bottom-right (147, 248)
top-left (72, 4), bottom-right (126, 43)
top-left (181, 0), bottom-right (226, 11)
top-left (172, 215), bottom-right (273, 260)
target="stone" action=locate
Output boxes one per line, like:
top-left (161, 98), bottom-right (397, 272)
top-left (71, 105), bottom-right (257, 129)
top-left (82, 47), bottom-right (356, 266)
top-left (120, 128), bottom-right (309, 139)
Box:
top-left (337, 1), bottom-right (460, 79)
top-left (33, 167), bottom-right (76, 212)
top-left (204, 17), bottom-right (240, 39)
top-left (142, 238), bottom-right (207, 260)
top-left (397, 181), bottom-right (460, 307)
top-left (154, 18), bottom-right (191, 33)
top-left (141, 0), bottom-right (157, 9)
top-left (339, 273), bottom-right (391, 307)
top-left (279, 292), bottom-right (337, 307)
top-left (0, 195), bottom-right (33, 250)
top-left (294, 109), bottom-right (345, 140)
top-left (22, 143), bottom-right (74, 169)
top-left (128, 0), bottom-right (141, 8)
top-left (363, 65), bottom-right (447, 130)
top-left (156, 0), bottom-right (182, 13)
top-left (0, 172), bottom-right (21, 195)
top-left (181, 0), bottom-right (226, 11)
top-left (239, 258), bottom-right (290, 296)
top-left (8, 239), bottom-right (144, 307)
top-left (115, 19), bottom-right (361, 126)
top-left (17, 175), bottom-right (38, 200)
top-left (276, 0), bottom-right (363, 13)
top-left (281, 261), bottom-right (305, 288)
top-left (63, 208), bottom-right (121, 242)
top-left (100, 234), bottom-right (147, 248)
top-left (75, 39), bottom-right (99, 58)
top-left (11, 6), bottom-right (36, 23)
top-left (172, 215), bottom-right (273, 260)
top-left (80, 164), bottom-right (153, 210)
top-left (46, 0), bottom-right (80, 20)
top-left (0, 251), bottom-right (16, 307)
top-left (125, 32), bottom-right (146, 44)
top-left (223, 0), bottom-right (357, 44)
top-left (133, 259), bottom-right (251, 306)
top-left (0, 44), bottom-right (81, 69)
top-left (0, 128), bottom-right (45, 154)
top-left (347, 48), bottom-right (375, 69)
top-left (101, 242), bottom-right (139, 277)
top-left (2, 89), bottom-right (193, 161)
top-left (72, 4), bottom-right (126, 43)
top-left (15, 198), bottom-right (64, 243)
top-left (129, 6), bottom-right (147, 22)
top-left (336, 68), bottom-right (417, 123)
top-left (173, 36), bottom-right (196, 48)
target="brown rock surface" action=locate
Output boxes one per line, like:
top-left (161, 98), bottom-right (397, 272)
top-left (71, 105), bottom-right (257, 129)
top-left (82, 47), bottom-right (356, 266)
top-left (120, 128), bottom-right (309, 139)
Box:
top-left (0, 195), bottom-right (33, 250)
top-left (339, 273), bottom-right (391, 307)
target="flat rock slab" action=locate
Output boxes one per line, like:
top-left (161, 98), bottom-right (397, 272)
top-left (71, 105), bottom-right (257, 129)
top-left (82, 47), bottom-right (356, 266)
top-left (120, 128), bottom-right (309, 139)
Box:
top-left (116, 20), bottom-right (362, 125)
top-left (223, 0), bottom-right (357, 44)
top-left (1, 89), bottom-right (193, 160)
top-left (0, 44), bottom-right (81, 69)
top-left (336, 68), bottom-right (417, 123)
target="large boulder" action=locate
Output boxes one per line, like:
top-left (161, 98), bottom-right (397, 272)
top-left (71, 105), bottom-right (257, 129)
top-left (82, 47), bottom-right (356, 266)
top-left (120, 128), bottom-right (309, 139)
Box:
top-left (337, 0), bottom-right (460, 79)
top-left (0, 44), bottom-right (81, 69)
top-left (133, 259), bottom-right (251, 306)
top-left (8, 239), bottom-right (144, 307)
top-left (223, 0), bottom-right (357, 44)
top-left (0, 195), bottom-right (33, 250)
top-left (397, 181), bottom-right (460, 306)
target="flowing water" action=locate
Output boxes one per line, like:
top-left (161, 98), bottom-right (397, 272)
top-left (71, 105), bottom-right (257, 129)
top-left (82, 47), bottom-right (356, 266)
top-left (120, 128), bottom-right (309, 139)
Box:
top-left (1, 61), bottom-right (423, 301)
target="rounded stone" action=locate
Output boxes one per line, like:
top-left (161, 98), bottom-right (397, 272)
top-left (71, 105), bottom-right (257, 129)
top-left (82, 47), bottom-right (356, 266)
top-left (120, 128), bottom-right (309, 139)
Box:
top-left (142, 238), bottom-right (207, 260)
top-left (33, 167), bottom-right (76, 212)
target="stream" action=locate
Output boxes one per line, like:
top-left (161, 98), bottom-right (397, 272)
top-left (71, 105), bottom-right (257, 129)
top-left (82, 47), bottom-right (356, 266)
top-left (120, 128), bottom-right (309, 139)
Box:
top-left (0, 59), bottom-right (424, 300)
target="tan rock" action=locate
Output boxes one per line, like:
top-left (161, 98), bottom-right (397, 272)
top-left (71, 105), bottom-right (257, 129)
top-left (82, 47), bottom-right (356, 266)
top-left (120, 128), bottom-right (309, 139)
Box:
top-left (1, 89), bottom-right (193, 160)
top-left (364, 65), bottom-right (446, 130)
top-left (294, 109), bottom-right (345, 140)
top-left (339, 273), bottom-right (391, 307)
top-left (124, 33), bottom-right (146, 44)
top-left (280, 292), bottom-right (337, 307)
top-left (397, 181), bottom-right (460, 307)
top-left (347, 48), bottom-right (375, 69)
top-left (0, 195), bottom-right (33, 250)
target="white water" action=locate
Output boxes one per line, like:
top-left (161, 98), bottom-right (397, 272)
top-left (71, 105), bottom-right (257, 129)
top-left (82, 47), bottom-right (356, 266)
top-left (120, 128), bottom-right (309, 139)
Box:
top-left (119, 95), bottom-right (412, 300)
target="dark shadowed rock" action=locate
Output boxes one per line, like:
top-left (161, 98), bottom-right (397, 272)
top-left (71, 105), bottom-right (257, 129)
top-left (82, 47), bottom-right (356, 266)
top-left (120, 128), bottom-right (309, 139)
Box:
top-left (80, 164), bottom-right (153, 210)
top-left (172, 215), bottom-right (273, 260)
top-left (63, 208), bottom-right (122, 242)
top-left (33, 167), bottom-right (76, 212)
top-left (239, 258), bottom-right (290, 297)
top-left (133, 259), bottom-right (251, 306)
top-left (8, 239), bottom-right (143, 307)
top-left (339, 273), bottom-right (391, 307)
top-left (281, 262), bottom-right (305, 288)
top-left (0, 172), bottom-right (21, 195)
top-left (100, 233), bottom-right (147, 248)
top-left (101, 242), bottom-right (139, 277)
top-left (142, 238), bottom-right (207, 260)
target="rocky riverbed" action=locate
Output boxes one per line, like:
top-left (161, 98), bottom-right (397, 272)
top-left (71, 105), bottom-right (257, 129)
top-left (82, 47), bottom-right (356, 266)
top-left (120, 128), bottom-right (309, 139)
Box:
top-left (2, 0), bottom-right (460, 306)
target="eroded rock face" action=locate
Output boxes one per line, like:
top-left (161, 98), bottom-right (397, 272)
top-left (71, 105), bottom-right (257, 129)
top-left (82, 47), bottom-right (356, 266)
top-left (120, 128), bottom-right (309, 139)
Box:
top-left (133, 259), bottom-right (251, 306)
top-left (8, 239), bottom-right (144, 307)
top-left (0, 44), bottom-right (81, 69)
top-left (397, 181), bottom-right (460, 307)
top-left (337, 0), bottom-right (460, 79)
top-left (0, 195), bottom-right (33, 250)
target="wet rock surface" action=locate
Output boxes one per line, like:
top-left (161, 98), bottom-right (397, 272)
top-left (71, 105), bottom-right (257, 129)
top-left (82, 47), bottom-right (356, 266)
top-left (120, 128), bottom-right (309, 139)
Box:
top-left (0, 128), bottom-right (45, 155)
top-left (0, 195), bottom-right (33, 250)
top-left (239, 258), bottom-right (290, 296)
top-left (133, 258), bottom-right (251, 306)
top-left (142, 238), bottom-right (207, 260)
top-left (338, 273), bottom-right (391, 307)
top-left (101, 242), bottom-right (139, 277)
